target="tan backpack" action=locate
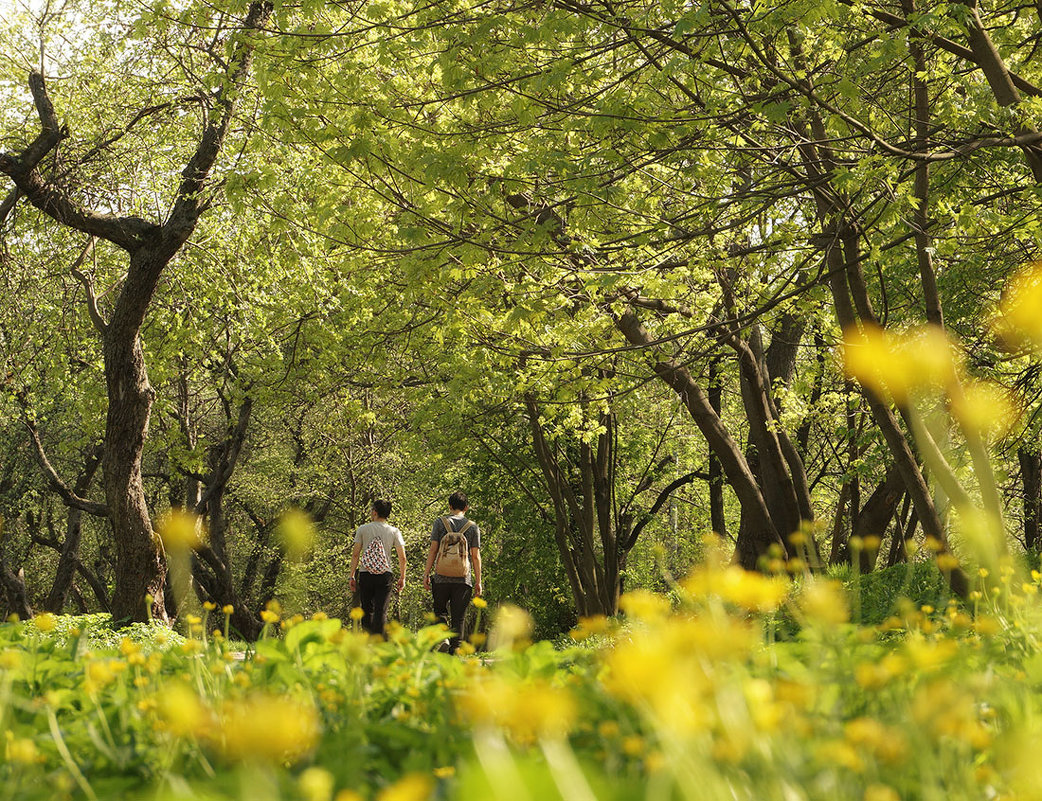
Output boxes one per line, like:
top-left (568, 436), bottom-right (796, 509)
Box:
top-left (434, 518), bottom-right (473, 579)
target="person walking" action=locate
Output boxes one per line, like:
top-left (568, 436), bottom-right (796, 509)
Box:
top-left (348, 499), bottom-right (406, 638)
top-left (423, 491), bottom-right (482, 654)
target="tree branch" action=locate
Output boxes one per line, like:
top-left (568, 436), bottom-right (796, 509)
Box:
top-left (23, 419), bottom-right (109, 518)
top-left (0, 72), bottom-right (160, 252)
top-left (69, 237), bottom-right (108, 334)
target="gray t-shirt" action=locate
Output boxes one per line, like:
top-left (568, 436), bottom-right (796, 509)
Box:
top-left (430, 514), bottom-right (480, 586)
top-left (353, 521), bottom-right (405, 574)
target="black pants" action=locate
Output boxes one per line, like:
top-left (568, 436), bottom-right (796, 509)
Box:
top-left (432, 581), bottom-right (472, 653)
top-left (357, 571), bottom-right (394, 637)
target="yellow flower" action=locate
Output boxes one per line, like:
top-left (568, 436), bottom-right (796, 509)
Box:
top-left (260, 610), bottom-right (280, 624)
top-left (222, 604), bottom-right (235, 615)
top-left (683, 565), bottom-right (790, 612)
top-left (432, 766), bottom-right (455, 779)
top-left (994, 260), bottom-right (1042, 353)
top-left (489, 604), bottom-right (533, 650)
top-left (950, 380), bottom-right (1019, 438)
top-left (349, 607), bottom-right (365, 622)
top-left (864, 784), bottom-right (900, 801)
top-left (0, 650), bottom-right (23, 670)
top-left (376, 773), bottom-right (433, 801)
top-left (216, 693), bottom-right (320, 764)
top-left (459, 676), bottom-right (577, 744)
top-left (618, 589), bottom-right (670, 621)
top-left (797, 578), bottom-right (849, 625)
top-left (157, 683), bottom-right (211, 737)
top-left (842, 324), bottom-right (958, 403)
top-left (158, 509), bottom-right (206, 551)
top-left (277, 508), bottom-right (316, 561)
top-left (33, 612), bottom-right (56, 633)
top-left (5, 737), bottom-right (39, 764)
top-left (298, 767), bottom-right (335, 801)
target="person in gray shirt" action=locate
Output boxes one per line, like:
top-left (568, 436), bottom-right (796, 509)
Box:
top-left (423, 490), bottom-right (483, 653)
top-left (348, 499), bottom-right (406, 637)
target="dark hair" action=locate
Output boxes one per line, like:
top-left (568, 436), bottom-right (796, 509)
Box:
top-left (372, 499), bottom-right (392, 518)
top-left (448, 491), bottom-right (468, 511)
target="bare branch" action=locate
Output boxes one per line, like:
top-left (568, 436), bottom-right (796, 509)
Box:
top-left (69, 237), bottom-right (108, 334)
top-left (23, 419), bottom-right (109, 518)
top-left (0, 73), bottom-right (160, 252)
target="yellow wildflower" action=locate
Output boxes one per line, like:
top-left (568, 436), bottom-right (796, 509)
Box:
top-left (33, 612), bottom-right (56, 633)
top-left (994, 260), bottom-right (1042, 353)
top-left (298, 767), bottom-right (335, 801)
top-left (277, 508), bottom-right (316, 561)
top-left (684, 565), bottom-right (790, 612)
top-left (797, 578), bottom-right (850, 625)
top-left (377, 773), bottom-right (434, 801)
top-left (216, 693), bottom-right (320, 764)
top-left (490, 604), bottom-right (533, 650)
top-left (471, 596), bottom-right (488, 609)
top-left (951, 380), bottom-right (1019, 438)
top-left (618, 589), bottom-right (670, 621)
top-left (157, 683), bottom-right (211, 737)
top-left (459, 675), bottom-right (576, 744)
top-left (864, 785), bottom-right (900, 801)
top-left (158, 509), bottom-right (206, 551)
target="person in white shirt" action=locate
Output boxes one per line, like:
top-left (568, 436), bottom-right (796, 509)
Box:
top-left (348, 499), bottom-right (406, 637)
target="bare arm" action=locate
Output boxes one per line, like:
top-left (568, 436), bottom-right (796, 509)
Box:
top-left (471, 548), bottom-right (483, 597)
top-left (423, 542), bottom-right (439, 591)
top-left (348, 541), bottom-right (361, 594)
top-left (396, 541), bottom-right (407, 591)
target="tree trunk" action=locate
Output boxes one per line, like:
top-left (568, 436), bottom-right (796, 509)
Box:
top-left (1020, 448), bottom-right (1042, 550)
top-left (708, 359), bottom-right (728, 539)
top-left (45, 445), bottom-right (102, 612)
top-left (852, 466), bottom-right (905, 573)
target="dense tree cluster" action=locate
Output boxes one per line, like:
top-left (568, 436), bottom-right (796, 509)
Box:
top-left (1, 0), bottom-right (1040, 635)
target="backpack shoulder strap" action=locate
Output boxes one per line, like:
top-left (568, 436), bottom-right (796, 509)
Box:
top-left (456, 520), bottom-right (474, 538)
top-left (441, 517), bottom-right (455, 536)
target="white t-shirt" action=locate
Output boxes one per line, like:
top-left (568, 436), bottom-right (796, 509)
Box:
top-left (353, 521), bottom-right (405, 573)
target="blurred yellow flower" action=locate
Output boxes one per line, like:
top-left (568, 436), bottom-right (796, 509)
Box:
top-left (349, 607), bottom-right (364, 622)
top-left (157, 683), bottom-right (211, 738)
top-left (797, 578), bottom-right (849, 625)
top-left (683, 565), bottom-right (790, 612)
top-left (5, 737), bottom-right (39, 764)
top-left (376, 773), bottom-right (433, 801)
top-left (298, 767), bottom-right (335, 801)
top-left (216, 693), bottom-right (320, 764)
top-left (158, 509), bottom-right (206, 552)
top-left (995, 260), bottom-right (1042, 352)
top-left (33, 612), bottom-right (56, 633)
top-left (459, 675), bottom-right (576, 744)
top-left (490, 604), bottom-right (533, 650)
top-left (950, 380), bottom-right (1020, 439)
top-left (618, 589), bottom-right (670, 621)
top-left (842, 324), bottom-right (958, 403)
top-left (277, 508), bottom-right (316, 561)
top-left (864, 784), bottom-right (900, 801)
top-left (432, 766), bottom-right (455, 779)
top-left (471, 597), bottom-right (487, 609)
